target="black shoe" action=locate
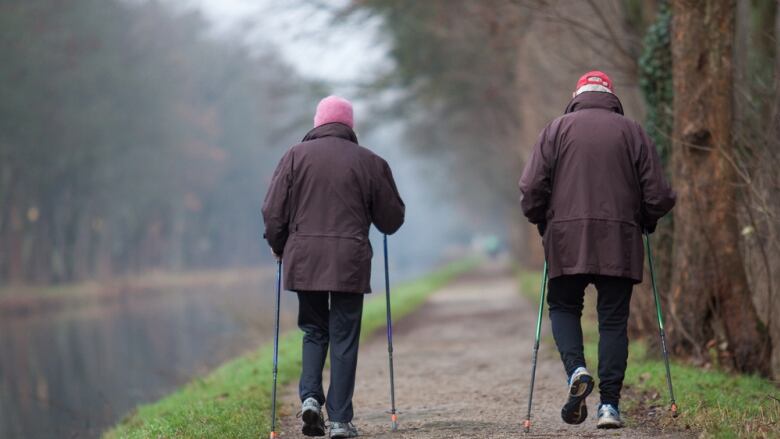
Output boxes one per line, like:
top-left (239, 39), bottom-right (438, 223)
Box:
top-left (561, 366), bottom-right (594, 425)
top-left (300, 397), bottom-right (326, 436)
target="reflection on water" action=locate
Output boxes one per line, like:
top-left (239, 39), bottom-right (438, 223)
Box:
top-left (0, 268), bottom-right (297, 438)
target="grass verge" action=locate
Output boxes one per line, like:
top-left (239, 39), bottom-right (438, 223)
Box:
top-left (105, 259), bottom-right (477, 439)
top-left (517, 269), bottom-right (780, 438)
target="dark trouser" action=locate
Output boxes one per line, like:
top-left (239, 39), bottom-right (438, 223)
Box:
top-left (297, 291), bottom-right (364, 423)
top-left (547, 274), bottom-right (633, 407)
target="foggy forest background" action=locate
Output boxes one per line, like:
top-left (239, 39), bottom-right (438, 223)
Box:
top-left (1, 0), bottom-right (779, 378)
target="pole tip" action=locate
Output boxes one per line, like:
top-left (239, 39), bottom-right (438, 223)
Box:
top-left (391, 414), bottom-right (398, 431)
top-left (671, 403), bottom-right (679, 417)
top-left (523, 419), bottom-right (531, 432)
top-left (269, 432), bottom-right (278, 439)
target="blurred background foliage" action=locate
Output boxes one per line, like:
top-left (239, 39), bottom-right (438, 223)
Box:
top-left (1, 1), bottom-right (780, 437)
top-left (347, 0), bottom-right (780, 376)
top-left (1, 0), bottom-right (779, 376)
top-left (0, 0), bottom-right (320, 283)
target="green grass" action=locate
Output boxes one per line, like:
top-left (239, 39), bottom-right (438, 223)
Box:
top-left (105, 259), bottom-right (477, 439)
top-left (517, 269), bottom-right (780, 438)
top-left (624, 342), bottom-right (779, 438)
top-left (517, 270), bottom-right (544, 303)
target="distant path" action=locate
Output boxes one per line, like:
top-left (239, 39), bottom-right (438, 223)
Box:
top-left (278, 263), bottom-right (689, 438)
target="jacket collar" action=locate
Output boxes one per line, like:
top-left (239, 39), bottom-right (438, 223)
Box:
top-left (302, 122), bottom-right (358, 143)
top-left (564, 91), bottom-right (624, 115)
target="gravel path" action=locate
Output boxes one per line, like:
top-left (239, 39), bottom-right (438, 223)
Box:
top-left (278, 264), bottom-right (689, 438)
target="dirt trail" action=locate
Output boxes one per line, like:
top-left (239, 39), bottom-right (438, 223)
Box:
top-left (278, 264), bottom-right (689, 438)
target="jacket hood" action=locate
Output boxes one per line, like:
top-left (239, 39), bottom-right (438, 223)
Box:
top-left (302, 122), bottom-right (358, 144)
top-left (564, 91), bottom-right (624, 115)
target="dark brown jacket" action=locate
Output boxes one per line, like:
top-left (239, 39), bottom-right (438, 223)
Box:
top-left (262, 123), bottom-right (405, 293)
top-left (519, 92), bottom-right (675, 282)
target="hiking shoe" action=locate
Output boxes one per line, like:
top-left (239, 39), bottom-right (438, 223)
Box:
top-left (329, 421), bottom-right (359, 438)
top-left (597, 403), bottom-right (623, 429)
top-left (300, 397), bottom-right (326, 436)
top-left (561, 366), bottom-right (594, 424)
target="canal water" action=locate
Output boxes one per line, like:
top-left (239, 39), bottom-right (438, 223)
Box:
top-left (0, 268), bottom-right (298, 438)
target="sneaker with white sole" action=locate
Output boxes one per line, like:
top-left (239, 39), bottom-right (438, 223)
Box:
top-left (329, 421), bottom-right (359, 438)
top-left (300, 397), bottom-right (326, 436)
top-left (597, 403), bottom-right (623, 429)
top-left (561, 366), bottom-right (594, 424)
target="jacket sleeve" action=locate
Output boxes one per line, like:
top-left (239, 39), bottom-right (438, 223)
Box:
top-left (518, 123), bottom-right (556, 224)
top-left (261, 150), bottom-right (293, 255)
top-left (371, 157), bottom-right (405, 235)
top-left (636, 125), bottom-right (676, 227)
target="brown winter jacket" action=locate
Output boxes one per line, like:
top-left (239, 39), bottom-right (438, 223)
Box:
top-left (519, 92), bottom-right (675, 283)
top-left (262, 123), bottom-right (405, 293)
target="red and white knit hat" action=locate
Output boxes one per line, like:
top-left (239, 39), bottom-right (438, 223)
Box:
top-left (574, 71), bottom-right (614, 96)
top-left (314, 95), bottom-right (354, 129)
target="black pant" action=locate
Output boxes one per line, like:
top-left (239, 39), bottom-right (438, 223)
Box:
top-left (547, 274), bottom-right (633, 407)
top-left (297, 291), bottom-right (364, 423)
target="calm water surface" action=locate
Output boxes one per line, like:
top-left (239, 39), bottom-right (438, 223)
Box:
top-left (0, 269), bottom-right (297, 438)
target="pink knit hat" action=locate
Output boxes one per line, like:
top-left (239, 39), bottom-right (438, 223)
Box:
top-left (314, 95), bottom-right (354, 129)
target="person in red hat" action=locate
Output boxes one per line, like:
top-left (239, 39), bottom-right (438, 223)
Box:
top-left (263, 95), bottom-right (405, 438)
top-left (518, 71), bottom-right (675, 429)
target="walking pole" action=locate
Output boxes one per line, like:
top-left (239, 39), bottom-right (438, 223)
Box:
top-left (383, 234), bottom-right (398, 431)
top-left (644, 232), bottom-right (679, 418)
top-left (523, 262), bottom-right (548, 433)
top-left (269, 259), bottom-right (283, 439)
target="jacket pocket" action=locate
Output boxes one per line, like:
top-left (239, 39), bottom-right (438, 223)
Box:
top-left (288, 233), bottom-right (371, 290)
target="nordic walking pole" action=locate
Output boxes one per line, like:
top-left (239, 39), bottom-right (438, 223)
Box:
top-left (644, 231), bottom-right (679, 418)
top-left (523, 261), bottom-right (548, 433)
top-left (383, 234), bottom-right (398, 431)
top-left (269, 259), bottom-right (282, 439)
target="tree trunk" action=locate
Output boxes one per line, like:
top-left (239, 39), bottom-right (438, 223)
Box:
top-left (669, 0), bottom-right (771, 375)
top-left (6, 203), bottom-right (24, 283)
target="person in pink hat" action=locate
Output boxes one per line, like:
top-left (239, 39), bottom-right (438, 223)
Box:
top-left (263, 96), bottom-right (405, 438)
top-left (519, 71), bottom-right (675, 429)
